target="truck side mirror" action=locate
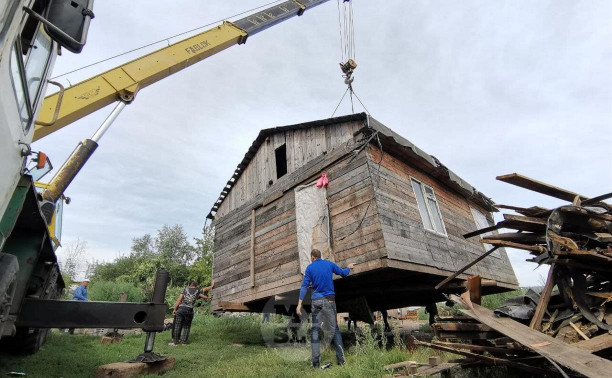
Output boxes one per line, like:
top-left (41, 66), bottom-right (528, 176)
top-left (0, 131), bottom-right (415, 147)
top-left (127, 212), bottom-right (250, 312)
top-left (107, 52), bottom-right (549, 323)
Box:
top-left (23, 0), bottom-right (95, 54)
top-left (45, 0), bottom-right (95, 53)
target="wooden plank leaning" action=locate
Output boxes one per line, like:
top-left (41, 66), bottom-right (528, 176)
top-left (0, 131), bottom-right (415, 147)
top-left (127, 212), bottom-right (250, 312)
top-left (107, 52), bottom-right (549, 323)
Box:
top-left (451, 292), bottom-right (612, 378)
top-left (496, 173), bottom-right (589, 203)
top-left (435, 247), bottom-right (499, 290)
top-left (529, 264), bottom-right (556, 331)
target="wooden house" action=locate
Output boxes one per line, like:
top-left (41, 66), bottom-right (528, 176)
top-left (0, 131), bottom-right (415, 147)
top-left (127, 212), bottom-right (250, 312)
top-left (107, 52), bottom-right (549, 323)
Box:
top-left (207, 114), bottom-right (518, 319)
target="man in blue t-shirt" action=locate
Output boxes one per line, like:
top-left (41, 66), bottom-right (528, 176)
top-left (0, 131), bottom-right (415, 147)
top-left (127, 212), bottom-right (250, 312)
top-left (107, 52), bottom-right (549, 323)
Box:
top-left (72, 279), bottom-right (89, 301)
top-left (69, 279), bottom-right (89, 334)
top-left (296, 249), bottom-right (354, 368)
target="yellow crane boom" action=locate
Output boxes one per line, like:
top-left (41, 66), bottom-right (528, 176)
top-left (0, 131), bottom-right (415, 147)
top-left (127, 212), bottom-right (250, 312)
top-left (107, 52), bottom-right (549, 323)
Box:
top-left (34, 0), bottom-right (330, 141)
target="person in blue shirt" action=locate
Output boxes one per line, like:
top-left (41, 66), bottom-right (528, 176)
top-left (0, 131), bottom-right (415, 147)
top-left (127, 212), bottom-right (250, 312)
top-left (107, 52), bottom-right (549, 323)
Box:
top-left (296, 249), bottom-right (354, 368)
top-left (68, 279), bottom-right (89, 334)
top-left (73, 279), bottom-right (89, 301)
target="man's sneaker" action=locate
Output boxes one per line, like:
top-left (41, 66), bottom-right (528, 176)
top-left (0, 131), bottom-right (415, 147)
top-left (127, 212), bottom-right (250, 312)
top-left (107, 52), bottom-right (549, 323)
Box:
top-left (321, 363), bottom-right (332, 370)
top-left (168, 342), bottom-right (176, 347)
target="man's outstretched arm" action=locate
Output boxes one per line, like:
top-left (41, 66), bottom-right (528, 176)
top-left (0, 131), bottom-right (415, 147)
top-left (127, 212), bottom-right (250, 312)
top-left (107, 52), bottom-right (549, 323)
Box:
top-left (332, 263), bottom-right (355, 277)
top-left (199, 281), bottom-right (215, 299)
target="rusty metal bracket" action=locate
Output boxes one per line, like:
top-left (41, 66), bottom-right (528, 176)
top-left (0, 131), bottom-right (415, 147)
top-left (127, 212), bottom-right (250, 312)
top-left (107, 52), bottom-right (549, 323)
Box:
top-left (35, 81), bottom-right (65, 126)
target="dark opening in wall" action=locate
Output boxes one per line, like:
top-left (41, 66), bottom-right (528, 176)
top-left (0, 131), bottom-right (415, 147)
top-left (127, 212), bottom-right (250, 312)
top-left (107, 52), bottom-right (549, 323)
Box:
top-left (275, 144), bottom-right (287, 179)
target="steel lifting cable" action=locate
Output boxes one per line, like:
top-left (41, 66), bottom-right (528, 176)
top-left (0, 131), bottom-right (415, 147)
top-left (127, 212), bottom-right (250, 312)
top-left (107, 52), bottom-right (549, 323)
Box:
top-left (333, 0), bottom-right (374, 116)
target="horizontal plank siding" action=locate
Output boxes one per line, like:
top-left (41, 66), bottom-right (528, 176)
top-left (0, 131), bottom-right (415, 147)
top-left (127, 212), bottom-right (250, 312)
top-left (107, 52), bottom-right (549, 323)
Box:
top-left (367, 145), bottom-right (517, 286)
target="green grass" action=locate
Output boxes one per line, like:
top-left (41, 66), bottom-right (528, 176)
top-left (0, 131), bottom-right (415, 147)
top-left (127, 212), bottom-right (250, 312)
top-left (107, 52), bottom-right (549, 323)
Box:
top-left (0, 315), bottom-right (450, 378)
top-left (417, 289), bottom-right (528, 321)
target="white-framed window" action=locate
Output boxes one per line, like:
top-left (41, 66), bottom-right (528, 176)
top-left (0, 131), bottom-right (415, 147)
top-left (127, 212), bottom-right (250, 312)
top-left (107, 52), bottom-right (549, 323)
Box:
top-left (9, 25), bottom-right (53, 133)
top-left (470, 206), bottom-right (501, 258)
top-left (410, 177), bottom-right (447, 236)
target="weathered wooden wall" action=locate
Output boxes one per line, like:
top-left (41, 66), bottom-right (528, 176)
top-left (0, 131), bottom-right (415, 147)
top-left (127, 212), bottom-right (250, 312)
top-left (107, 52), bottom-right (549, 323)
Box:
top-left (215, 121), bottom-right (364, 218)
top-left (211, 130), bottom-right (390, 311)
top-left (367, 145), bottom-right (518, 286)
top-left (211, 118), bottom-right (518, 312)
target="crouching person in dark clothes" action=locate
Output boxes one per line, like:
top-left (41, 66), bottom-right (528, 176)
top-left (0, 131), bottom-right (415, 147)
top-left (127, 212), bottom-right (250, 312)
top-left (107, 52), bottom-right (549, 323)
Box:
top-left (296, 249), bottom-right (354, 368)
top-left (170, 280), bottom-right (214, 346)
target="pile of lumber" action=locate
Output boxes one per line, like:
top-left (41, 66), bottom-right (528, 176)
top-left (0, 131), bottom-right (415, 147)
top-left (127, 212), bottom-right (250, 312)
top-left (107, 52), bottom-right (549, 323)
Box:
top-left (480, 173), bottom-right (611, 343)
top-left (425, 173), bottom-right (612, 377)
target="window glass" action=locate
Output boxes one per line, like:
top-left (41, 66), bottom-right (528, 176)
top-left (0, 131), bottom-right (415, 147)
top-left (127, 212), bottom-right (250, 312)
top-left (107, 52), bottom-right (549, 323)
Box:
top-left (470, 206), bottom-right (500, 257)
top-left (428, 197), bottom-right (445, 233)
top-left (24, 28), bottom-right (52, 106)
top-left (10, 46), bottom-right (30, 124)
top-left (411, 178), bottom-right (446, 235)
top-left (411, 179), bottom-right (434, 231)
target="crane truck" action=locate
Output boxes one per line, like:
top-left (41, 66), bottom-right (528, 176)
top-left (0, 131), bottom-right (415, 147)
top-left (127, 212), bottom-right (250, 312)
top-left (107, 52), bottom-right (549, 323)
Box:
top-left (0, 0), bottom-right (335, 355)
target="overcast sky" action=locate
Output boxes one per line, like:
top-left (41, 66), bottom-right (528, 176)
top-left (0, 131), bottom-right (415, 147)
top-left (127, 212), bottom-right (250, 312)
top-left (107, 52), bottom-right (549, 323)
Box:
top-left (35, 0), bottom-right (611, 286)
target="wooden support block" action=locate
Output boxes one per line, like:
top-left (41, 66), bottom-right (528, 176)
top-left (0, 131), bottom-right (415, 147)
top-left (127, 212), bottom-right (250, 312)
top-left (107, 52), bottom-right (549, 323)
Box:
top-left (94, 356), bottom-right (175, 378)
top-left (467, 275), bottom-right (481, 305)
top-left (219, 301), bottom-right (250, 311)
top-left (100, 336), bottom-right (122, 345)
top-left (408, 363), bottom-right (418, 374)
top-left (428, 356), bottom-right (441, 366)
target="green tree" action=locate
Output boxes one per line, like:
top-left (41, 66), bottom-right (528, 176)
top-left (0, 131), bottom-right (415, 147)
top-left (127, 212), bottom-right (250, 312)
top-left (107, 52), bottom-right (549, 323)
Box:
top-left (156, 225), bottom-right (196, 264)
top-left (189, 226), bottom-right (214, 286)
top-left (92, 223), bottom-right (215, 304)
top-left (93, 224), bottom-right (201, 287)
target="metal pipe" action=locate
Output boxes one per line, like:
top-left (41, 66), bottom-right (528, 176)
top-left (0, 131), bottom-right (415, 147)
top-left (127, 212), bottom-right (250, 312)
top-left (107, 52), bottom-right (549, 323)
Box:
top-left (151, 269), bottom-right (169, 304)
top-left (144, 332), bottom-right (156, 353)
top-left (91, 101), bottom-right (126, 142)
top-left (41, 139), bottom-right (98, 203)
top-left (143, 269), bottom-right (169, 352)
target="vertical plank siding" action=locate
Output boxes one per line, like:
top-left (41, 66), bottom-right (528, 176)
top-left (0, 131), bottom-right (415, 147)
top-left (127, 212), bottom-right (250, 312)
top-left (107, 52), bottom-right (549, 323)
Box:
top-left (215, 121), bottom-right (364, 218)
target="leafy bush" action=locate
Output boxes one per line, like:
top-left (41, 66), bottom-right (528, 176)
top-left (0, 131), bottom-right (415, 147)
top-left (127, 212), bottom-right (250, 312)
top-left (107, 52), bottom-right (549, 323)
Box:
top-left (164, 285), bottom-right (184, 314)
top-left (88, 280), bottom-right (145, 303)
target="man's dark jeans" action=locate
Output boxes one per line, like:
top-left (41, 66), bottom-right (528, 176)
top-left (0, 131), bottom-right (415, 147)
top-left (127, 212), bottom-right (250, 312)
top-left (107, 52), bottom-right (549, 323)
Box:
top-left (311, 298), bottom-right (344, 366)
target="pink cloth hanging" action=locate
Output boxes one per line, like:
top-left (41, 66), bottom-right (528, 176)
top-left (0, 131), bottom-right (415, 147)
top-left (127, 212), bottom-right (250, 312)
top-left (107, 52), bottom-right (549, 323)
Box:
top-left (316, 172), bottom-right (329, 188)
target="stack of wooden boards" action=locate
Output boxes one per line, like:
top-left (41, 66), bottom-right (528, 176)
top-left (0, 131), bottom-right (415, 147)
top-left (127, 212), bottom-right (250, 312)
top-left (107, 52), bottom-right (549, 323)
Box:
top-left (422, 173), bottom-right (612, 376)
